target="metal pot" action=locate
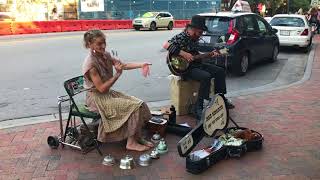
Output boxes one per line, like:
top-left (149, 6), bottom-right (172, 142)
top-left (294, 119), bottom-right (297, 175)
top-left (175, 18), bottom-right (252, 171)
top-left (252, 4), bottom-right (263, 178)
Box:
top-left (138, 154), bottom-right (151, 166)
top-left (156, 138), bottom-right (168, 154)
top-left (119, 155), bottom-right (135, 169)
top-left (151, 133), bottom-right (161, 143)
top-left (102, 154), bottom-right (115, 166)
top-left (150, 150), bottom-right (160, 159)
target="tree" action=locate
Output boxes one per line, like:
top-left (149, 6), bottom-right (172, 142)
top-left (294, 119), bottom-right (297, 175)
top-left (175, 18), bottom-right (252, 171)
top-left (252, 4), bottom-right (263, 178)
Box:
top-left (290, 0), bottom-right (311, 13)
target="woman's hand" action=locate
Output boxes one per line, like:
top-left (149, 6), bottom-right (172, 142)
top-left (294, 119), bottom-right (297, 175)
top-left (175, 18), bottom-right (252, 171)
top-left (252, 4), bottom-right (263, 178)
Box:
top-left (114, 61), bottom-right (124, 76)
top-left (141, 63), bottom-right (151, 77)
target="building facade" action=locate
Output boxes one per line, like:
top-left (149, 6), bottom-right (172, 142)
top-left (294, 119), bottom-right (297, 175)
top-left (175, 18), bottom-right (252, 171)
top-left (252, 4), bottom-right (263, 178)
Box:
top-left (0, 0), bottom-right (221, 21)
top-left (79, 0), bottom-right (221, 20)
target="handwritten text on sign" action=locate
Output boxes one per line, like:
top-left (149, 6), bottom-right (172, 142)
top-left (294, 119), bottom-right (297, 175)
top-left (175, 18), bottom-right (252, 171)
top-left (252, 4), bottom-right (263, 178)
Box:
top-left (203, 95), bottom-right (227, 136)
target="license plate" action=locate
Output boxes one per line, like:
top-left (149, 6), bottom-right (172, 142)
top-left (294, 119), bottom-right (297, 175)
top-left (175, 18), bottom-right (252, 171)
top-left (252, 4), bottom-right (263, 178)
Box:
top-left (200, 36), bottom-right (211, 43)
top-left (280, 30), bottom-right (290, 36)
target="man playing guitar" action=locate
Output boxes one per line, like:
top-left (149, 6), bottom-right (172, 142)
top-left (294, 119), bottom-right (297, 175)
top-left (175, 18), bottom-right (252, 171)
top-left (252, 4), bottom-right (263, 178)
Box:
top-left (163, 15), bottom-right (234, 121)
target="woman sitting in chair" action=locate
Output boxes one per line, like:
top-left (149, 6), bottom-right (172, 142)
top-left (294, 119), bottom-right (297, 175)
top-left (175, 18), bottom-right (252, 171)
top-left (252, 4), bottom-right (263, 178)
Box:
top-left (82, 29), bottom-right (153, 151)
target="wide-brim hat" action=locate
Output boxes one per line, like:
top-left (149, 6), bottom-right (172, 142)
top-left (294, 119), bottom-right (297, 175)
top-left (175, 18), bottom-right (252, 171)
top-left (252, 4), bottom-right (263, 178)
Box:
top-left (188, 15), bottom-right (208, 31)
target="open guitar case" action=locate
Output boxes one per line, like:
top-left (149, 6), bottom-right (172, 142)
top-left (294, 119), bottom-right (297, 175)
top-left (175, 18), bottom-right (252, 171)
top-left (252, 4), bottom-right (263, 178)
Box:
top-left (177, 94), bottom-right (264, 174)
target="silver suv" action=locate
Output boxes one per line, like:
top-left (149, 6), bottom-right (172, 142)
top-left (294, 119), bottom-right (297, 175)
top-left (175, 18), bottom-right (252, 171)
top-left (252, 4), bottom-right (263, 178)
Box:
top-left (132, 12), bottom-right (174, 31)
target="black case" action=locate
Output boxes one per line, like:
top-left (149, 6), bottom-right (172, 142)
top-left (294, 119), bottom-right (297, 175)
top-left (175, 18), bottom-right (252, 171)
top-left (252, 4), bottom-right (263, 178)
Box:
top-left (166, 123), bottom-right (193, 137)
top-left (177, 94), bottom-right (230, 174)
top-left (177, 94), bottom-right (264, 174)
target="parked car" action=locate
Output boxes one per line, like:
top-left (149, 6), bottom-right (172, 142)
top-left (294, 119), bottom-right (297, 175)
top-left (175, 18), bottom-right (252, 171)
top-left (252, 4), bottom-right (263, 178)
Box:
top-left (264, 16), bottom-right (272, 23)
top-left (269, 14), bottom-right (312, 52)
top-left (132, 12), bottom-right (174, 31)
top-left (197, 11), bottom-right (279, 76)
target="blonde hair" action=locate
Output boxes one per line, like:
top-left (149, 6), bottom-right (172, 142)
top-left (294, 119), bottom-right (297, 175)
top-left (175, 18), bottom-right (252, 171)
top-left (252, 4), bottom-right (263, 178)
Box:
top-left (83, 29), bottom-right (105, 48)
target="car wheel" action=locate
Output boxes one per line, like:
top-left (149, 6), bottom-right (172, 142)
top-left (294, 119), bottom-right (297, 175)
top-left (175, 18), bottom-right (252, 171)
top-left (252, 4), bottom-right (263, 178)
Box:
top-left (233, 52), bottom-right (249, 76)
top-left (270, 45), bottom-right (279, 62)
top-left (150, 22), bottom-right (156, 31)
top-left (134, 27), bottom-right (140, 31)
top-left (167, 21), bottom-right (173, 30)
top-left (47, 136), bottom-right (60, 149)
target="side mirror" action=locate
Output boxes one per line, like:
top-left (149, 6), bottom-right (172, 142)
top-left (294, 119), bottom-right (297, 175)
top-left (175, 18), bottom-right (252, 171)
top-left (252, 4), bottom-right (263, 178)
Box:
top-left (271, 28), bottom-right (278, 34)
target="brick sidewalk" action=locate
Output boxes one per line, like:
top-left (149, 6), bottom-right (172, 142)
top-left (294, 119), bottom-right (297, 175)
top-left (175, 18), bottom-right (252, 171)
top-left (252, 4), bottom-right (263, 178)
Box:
top-left (1, 36), bottom-right (320, 180)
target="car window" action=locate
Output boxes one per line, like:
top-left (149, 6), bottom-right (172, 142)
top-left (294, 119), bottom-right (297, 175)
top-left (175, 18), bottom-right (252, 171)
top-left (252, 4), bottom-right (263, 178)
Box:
top-left (158, 13), bottom-right (164, 18)
top-left (256, 19), bottom-right (267, 33)
top-left (163, 13), bottom-right (171, 17)
top-left (142, 12), bottom-right (157, 18)
top-left (236, 17), bottom-right (245, 33)
top-left (243, 15), bottom-right (257, 31)
top-left (270, 17), bottom-right (305, 27)
top-left (204, 16), bottom-right (231, 34)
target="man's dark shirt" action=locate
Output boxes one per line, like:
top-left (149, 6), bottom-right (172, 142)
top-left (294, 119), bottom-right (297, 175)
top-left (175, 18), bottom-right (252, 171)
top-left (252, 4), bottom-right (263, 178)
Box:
top-left (167, 31), bottom-right (199, 56)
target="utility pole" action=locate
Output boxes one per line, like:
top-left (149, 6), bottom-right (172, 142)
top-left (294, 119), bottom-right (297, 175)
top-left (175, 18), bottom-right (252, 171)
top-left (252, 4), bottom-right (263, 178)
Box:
top-left (287, 0), bottom-right (290, 14)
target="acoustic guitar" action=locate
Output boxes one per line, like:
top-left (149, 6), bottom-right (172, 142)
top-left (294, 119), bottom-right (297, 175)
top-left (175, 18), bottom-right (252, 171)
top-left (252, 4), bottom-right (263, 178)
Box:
top-left (166, 48), bottom-right (229, 76)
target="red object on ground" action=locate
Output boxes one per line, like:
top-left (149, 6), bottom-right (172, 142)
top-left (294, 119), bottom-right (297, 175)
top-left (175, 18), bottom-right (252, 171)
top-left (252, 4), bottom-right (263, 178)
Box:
top-left (174, 20), bottom-right (190, 28)
top-left (0, 19), bottom-right (189, 36)
top-left (33, 21), bottom-right (62, 33)
top-left (99, 20), bottom-right (117, 30)
top-left (11, 22), bottom-right (41, 34)
top-left (60, 20), bottom-right (82, 32)
top-left (80, 20), bottom-right (101, 31)
top-left (0, 21), bottom-right (12, 35)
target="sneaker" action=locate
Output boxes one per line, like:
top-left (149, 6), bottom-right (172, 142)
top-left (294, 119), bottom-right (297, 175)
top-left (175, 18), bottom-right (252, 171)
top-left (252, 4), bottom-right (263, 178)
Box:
top-left (225, 98), bottom-right (235, 109)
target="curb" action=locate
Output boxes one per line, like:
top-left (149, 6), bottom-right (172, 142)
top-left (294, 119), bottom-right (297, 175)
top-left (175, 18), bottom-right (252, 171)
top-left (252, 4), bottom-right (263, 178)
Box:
top-left (0, 43), bottom-right (316, 130)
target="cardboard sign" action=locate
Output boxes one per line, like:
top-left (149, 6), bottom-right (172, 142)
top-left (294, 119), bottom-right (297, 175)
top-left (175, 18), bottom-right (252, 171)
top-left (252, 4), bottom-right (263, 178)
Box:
top-left (177, 94), bottom-right (229, 157)
top-left (203, 94), bottom-right (228, 136)
top-left (179, 134), bottom-right (194, 155)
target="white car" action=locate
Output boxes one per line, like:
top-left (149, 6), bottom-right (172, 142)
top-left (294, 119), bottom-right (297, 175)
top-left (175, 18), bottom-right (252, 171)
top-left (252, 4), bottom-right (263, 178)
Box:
top-left (132, 12), bottom-right (174, 31)
top-left (264, 17), bottom-right (272, 23)
top-left (269, 14), bottom-right (312, 52)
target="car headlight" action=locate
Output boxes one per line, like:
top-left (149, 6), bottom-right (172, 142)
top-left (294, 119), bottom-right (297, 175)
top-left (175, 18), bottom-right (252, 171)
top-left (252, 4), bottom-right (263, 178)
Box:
top-left (142, 20), bottom-right (151, 26)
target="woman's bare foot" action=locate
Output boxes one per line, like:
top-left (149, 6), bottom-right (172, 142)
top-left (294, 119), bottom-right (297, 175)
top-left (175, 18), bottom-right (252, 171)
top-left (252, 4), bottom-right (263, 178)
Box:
top-left (137, 138), bottom-right (154, 148)
top-left (126, 142), bottom-right (150, 151)
top-left (126, 136), bottom-right (150, 151)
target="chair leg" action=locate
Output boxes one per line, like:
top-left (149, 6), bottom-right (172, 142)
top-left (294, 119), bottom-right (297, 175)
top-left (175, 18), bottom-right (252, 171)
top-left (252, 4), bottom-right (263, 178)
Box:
top-left (95, 140), bottom-right (103, 156)
top-left (63, 109), bottom-right (73, 142)
top-left (78, 116), bottom-right (103, 156)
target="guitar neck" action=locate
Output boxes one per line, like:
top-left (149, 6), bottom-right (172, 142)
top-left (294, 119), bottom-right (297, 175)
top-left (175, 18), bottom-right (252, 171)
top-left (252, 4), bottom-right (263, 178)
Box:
top-left (193, 53), bottom-right (211, 61)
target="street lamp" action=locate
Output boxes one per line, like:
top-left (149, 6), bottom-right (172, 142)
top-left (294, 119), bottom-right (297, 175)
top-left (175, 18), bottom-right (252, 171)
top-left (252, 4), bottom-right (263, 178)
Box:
top-left (287, 0), bottom-right (290, 14)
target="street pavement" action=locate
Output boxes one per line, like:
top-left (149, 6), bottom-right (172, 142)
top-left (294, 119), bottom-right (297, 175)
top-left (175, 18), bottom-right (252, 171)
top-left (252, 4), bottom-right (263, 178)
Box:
top-left (0, 35), bottom-right (319, 180)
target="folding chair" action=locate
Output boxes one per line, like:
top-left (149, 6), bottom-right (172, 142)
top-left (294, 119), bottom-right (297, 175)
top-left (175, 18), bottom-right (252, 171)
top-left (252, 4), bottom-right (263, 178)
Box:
top-left (47, 75), bottom-right (102, 155)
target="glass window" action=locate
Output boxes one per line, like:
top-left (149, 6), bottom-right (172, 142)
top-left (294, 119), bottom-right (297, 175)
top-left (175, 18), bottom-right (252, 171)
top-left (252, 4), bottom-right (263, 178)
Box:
top-left (153, 1), bottom-right (168, 11)
top-left (204, 16), bottom-right (231, 34)
top-left (270, 17), bottom-right (305, 27)
top-left (163, 13), bottom-right (171, 17)
top-left (243, 16), bottom-right (257, 31)
top-left (142, 12), bottom-right (157, 18)
top-left (257, 19), bottom-right (267, 33)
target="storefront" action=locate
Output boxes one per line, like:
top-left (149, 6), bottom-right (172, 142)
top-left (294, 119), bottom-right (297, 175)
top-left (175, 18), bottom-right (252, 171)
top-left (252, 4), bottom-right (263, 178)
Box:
top-left (0, 0), bottom-right (78, 21)
top-left (78, 0), bottom-right (222, 20)
top-left (1, 0), bottom-right (221, 21)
